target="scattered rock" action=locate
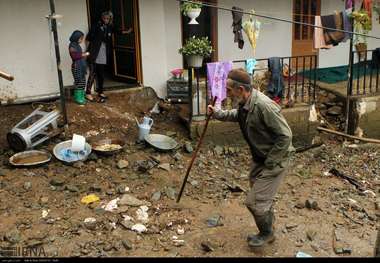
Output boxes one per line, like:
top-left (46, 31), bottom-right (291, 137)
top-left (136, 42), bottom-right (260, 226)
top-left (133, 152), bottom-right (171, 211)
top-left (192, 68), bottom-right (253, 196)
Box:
top-left (73, 161), bottom-right (84, 169)
top-left (131, 224), bottom-right (147, 233)
top-left (40, 197), bottom-right (49, 204)
top-left (201, 241), bottom-right (216, 252)
top-left (122, 239), bottom-right (133, 250)
top-left (165, 187), bottom-right (177, 200)
top-left (185, 142), bottom-right (193, 153)
top-left (116, 185), bottom-right (129, 194)
top-left (66, 185), bottom-right (79, 193)
top-left (106, 189), bottom-right (115, 196)
top-left (119, 194), bottom-right (151, 207)
top-left (83, 218), bottom-right (97, 230)
top-left (177, 226), bottom-right (185, 235)
top-left (87, 153), bottom-right (98, 161)
top-left (173, 152), bottom-right (183, 162)
top-left (306, 230), bottom-right (317, 241)
top-left (89, 185), bottom-right (102, 192)
top-left (190, 180), bottom-right (199, 187)
top-left (4, 230), bottom-right (21, 244)
top-left (103, 243), bottom-right (114, 252)
top-left (117, 160), bottom-right (129, 169)
top-left (136, 160), bottom-right (157, 172)
top-left (214, 146), bottom-right (223, 156)
top-left (207, 215), bottom-right (223, 227)
top-left (285, 223), bottom-right (298, 230)
top-left (295, 201), bottom-right (305, 209)
top-left (158, 163), bottom-right (171, 172)
top-left (224, 181), bottom-right (246, 192)
top-left (150, 155), bottom-right (161, 164)
top-left (50, 178), bottom-right (65, 187)
top-left (23, 182), bottom-right (32, 190)
top-left (151, 191), bottom-right (161, 202)
top-left (305, 199), bottom-right (318, 210)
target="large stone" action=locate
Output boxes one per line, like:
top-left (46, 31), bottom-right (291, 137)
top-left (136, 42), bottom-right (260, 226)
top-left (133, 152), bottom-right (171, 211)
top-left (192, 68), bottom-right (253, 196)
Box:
top-left (23, 182), bottom-right (32, 191)
top-left (165, 187), bottom-right (176, 200)
top-left (185, 142), bottom-right (194, 153)
top-left (151, 191), bottom-right (161, 202)
top-left (119, 194), bottom-right (151, 207)
top-left (117, 160), bottom-right (129, 169)
top-left (50, 178), bottom-right (65, 187)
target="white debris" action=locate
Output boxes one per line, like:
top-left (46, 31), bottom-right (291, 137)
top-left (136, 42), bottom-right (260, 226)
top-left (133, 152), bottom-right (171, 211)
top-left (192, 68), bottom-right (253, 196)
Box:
top-left (172, 235), bottom-right (178, 240)
top-left (347, 144), bottom-right (359, 148)
top-left (131, 224), bottom-right (147, 233)
top-left (109, 222), bottom-right (117, 229)
top-left (123, 215), bottom-right (134, 221)
top-left (125, 186), bottom-right (130, 192)
top-left (84, 217), bottom-right (97, 223)
top-left (136, 205), bottom-right (149, 223)
top-left (347, 198), bottom-right (358, 204)
top-left (167, 222), bottom-right (173, 227)
top-left (323, 171), bottom-right (331, 177)
top-left (150, 102), bottom-right (160, 114)
top-left (363, 190), bottom-right (376, 198)
top-left (177, 226), bottom-right (185, 235)
top-left (102, 198), bottom-right (120, 212)
top-left (42, 209), bottom-right (50, 218)
top-left (96, 168), bottom-right (101, 173)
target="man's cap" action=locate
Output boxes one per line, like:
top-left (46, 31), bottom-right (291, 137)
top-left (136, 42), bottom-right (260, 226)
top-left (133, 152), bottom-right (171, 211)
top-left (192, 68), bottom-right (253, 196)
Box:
top-left (227, 68), bottom-right (251, 85)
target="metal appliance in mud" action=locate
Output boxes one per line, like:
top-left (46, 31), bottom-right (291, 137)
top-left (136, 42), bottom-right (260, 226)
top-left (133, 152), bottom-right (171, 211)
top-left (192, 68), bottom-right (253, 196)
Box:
top-left (7, 108), bottom-right (61, 152)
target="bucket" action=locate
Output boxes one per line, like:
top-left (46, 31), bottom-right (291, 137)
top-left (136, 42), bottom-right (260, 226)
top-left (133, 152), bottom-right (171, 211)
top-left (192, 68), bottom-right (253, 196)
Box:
top-left (138, 124), bottom-right (151, 141)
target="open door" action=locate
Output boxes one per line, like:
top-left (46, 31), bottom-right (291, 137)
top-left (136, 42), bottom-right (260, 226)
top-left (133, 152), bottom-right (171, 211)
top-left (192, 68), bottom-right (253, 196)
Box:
top-left (292, 0), bottom-right (320, 67)
top-left (110, 0), bottom-right (142, 84)
top-left (87, 0), bottom-right (142, 85)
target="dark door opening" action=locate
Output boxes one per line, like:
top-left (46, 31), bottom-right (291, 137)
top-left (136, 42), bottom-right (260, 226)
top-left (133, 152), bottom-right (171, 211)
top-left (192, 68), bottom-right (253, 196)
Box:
top-left (86, 0), bottom-right (142, 87)
top-left (181, 0), bottom-right (218, 76)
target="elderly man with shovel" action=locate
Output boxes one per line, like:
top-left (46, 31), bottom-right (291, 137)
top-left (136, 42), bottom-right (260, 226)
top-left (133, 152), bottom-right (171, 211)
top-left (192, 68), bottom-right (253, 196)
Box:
top-left (208, 68), bottom-right (294, 248)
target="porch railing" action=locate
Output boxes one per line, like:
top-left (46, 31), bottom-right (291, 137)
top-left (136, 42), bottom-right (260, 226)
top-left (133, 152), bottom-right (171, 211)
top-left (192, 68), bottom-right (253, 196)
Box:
top-left (349, 49), bottom-right (380, 96)
top-left (187, 54), bottom-right (318, 122)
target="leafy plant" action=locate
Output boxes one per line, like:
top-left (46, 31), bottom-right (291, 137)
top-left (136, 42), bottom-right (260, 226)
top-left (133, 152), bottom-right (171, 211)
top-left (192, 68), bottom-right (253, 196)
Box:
top-left (351, 10), bottom-right (371, 44)
top-left (178, 36), bottom-right (213, 57)
top-left (180, 0), bottom-right (202, 16)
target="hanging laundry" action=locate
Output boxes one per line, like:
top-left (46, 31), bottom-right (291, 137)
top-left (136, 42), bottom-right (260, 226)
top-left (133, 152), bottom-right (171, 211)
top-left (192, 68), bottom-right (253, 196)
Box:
top-left (342, 9), bottom-right (353, 42)
top-left (267, 57), bottom-right (284, 103)
top-left (314, 16), bottom-right (333, 49)
top-left (363, 0), bottom-right (372, 19)
top-left (231, 6), bottom-right (244, 49)
top-left (243, 10), bottom-right (261, 56)
top-left (207, 61), bottom-right (233, 109)
top-left (245, 58), bottom-right (257, 75)
top-left (321, 12), bottom-right (346, 46)
top-left (346, 0), bottom-right (353, 9)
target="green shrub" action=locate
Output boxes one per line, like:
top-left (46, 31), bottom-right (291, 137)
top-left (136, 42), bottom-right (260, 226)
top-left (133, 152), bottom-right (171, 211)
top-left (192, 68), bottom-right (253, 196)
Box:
top-left (178, 36), bottom-right (213, 57)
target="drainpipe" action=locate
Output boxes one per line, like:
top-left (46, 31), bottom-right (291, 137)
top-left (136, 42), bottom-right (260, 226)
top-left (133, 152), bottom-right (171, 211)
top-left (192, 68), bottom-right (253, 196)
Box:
top-left (48, 0), bottom-right (68, 129)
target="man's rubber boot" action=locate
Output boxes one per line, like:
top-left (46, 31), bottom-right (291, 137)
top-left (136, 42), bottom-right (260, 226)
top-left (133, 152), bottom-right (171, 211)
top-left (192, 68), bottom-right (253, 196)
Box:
top-left (247, 210), bottom-right (275, 248)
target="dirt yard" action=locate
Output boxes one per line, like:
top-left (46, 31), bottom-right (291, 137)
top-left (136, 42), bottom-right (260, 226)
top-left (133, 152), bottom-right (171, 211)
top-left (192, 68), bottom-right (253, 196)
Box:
top-left (0, 89), bottom-right (379, 258)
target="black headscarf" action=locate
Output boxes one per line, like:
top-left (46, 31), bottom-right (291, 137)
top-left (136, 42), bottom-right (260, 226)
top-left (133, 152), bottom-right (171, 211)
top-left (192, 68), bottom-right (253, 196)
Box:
top-left (69, 30), bottom-right (87, 78)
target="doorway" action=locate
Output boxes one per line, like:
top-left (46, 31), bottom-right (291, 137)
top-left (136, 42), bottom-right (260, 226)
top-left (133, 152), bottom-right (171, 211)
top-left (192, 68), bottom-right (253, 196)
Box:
top-left (292, 0), bottom-right (320, 67)
top-left (86, 0), bottom-right (142, 87)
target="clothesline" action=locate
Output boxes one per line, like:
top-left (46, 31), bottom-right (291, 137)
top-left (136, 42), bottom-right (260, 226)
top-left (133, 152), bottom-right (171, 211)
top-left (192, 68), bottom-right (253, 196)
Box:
top-left (178, 0), bottom-right (380, 41)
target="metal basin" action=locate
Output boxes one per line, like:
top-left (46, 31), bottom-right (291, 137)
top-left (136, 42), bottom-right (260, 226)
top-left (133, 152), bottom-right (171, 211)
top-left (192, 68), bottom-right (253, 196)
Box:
top-left (144, 134), bottom-right (178, 152)
top-left (91, 138), bottom-right (126, 156)
top-left (53, 140), bottom-right (92, 164)
top-left (9, 150), bottom-right (51, 167)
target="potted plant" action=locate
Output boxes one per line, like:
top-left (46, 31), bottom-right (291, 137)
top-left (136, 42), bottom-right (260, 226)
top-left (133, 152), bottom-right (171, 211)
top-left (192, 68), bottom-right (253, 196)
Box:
top-left (179, 36), bottom-right (213, 68)
top-left (180, 0), bottom-right (202, 24)
top-left (351, 10), bottom-right (371, 59)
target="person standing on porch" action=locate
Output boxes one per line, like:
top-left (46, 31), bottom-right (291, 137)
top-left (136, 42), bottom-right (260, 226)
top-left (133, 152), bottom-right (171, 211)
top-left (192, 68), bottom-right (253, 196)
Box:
top-left (69, 30), bottom-right (89, 105)
top-left (208, 69), bottom-right (294, 248)
top-left (85, 11), bottom-right (114, 103)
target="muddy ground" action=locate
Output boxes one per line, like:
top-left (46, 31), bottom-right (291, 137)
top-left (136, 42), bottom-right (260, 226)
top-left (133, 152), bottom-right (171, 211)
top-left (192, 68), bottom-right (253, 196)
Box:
top-left (0, 89), bottom-right (379, 258)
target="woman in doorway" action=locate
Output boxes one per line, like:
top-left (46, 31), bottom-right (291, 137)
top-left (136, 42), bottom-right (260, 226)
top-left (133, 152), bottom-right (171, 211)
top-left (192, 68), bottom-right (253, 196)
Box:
top-left (85, 11), bottom-right (114, 103)
top-left (69, 30), bottom-right (90, 105)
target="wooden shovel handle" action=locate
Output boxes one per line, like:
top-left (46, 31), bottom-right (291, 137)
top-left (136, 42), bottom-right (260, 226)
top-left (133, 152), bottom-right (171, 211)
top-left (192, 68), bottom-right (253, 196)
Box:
top-left (0, 70), bottom-right (14, 81)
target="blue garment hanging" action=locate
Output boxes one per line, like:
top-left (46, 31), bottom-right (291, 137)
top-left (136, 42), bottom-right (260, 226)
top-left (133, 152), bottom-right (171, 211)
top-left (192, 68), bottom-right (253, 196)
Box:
top-left (245, 58), bottom-right (257, 75)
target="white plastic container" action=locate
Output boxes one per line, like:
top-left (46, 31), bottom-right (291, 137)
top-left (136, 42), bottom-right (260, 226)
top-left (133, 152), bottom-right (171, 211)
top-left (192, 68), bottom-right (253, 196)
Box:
top-left (71, 134), bottom-right (86, 152)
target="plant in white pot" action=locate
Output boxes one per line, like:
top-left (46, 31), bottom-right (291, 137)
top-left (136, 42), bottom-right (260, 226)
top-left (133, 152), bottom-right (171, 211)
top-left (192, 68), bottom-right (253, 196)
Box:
top-left (179, 36), bottom-right (213, 68)
top-left (181, 0), bottom-right (202, 24)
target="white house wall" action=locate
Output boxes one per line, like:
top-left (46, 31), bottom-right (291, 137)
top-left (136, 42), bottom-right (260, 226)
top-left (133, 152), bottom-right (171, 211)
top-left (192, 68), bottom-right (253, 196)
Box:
top-left (0, 0), bottom-right (88, 104)
top-left (217, 0), bottom-right (293, 64)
